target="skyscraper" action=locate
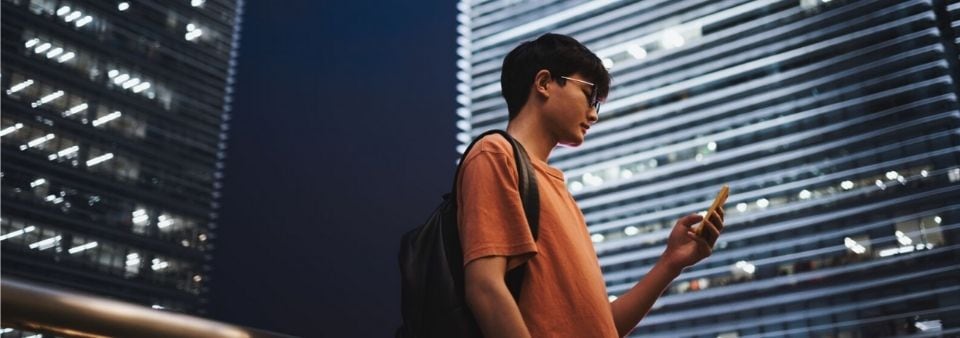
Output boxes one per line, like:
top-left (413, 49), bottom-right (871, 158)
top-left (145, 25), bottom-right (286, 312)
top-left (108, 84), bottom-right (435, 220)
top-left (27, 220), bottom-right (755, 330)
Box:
top-left (1, 0), bottom-right (241, 320)
top-left (456, 0), bottom-right (960, 336)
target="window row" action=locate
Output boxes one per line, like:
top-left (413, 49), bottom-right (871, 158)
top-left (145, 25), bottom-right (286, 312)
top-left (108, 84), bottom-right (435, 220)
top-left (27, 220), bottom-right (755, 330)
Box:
top-left (0, 216), bottom-right (206, 295)
top-left (0, 167), bottom-right (211, 251)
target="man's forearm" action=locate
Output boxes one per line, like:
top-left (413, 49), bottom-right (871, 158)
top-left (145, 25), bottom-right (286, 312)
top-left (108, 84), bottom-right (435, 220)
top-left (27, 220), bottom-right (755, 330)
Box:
top-left (609, 260), bottom-right (682, 337)
top-left (466, 279), bottom-right (531, 338)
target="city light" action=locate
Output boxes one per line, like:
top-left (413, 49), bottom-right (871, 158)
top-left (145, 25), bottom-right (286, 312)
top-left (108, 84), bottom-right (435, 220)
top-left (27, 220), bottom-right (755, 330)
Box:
top-left (30, 178), bottom-right (46, 188)
top-left (64, 103), bottom-right (89, 117)
top-left (734, 260), bottom-right (756, 274)
top-left (68, 242), bottom-right (99, 254)
top-left (591, 233), bottom-right (605, 243)
top-left (660, 29), bottom-right (685, 49)
top-left (601, 58), bottom-right (614, 69)
top-left (113, 73), bottom-right (130, 85)
top-left (32, 90), bottom-right (65, 107)
top-left (27, 134), bottom-right (56, 148)
top-left (122, 78), bottom-right (141, 89)
top-left (92, 111), bottom-right (122, 127)
top-left (0, 123), bottom-right (24, 137)
top-left (0, 226), bottom-right (36, 241)
top-left (7, 79), bottom-right (34, 94)
top-left (627, 43), bottom-right (647, 59)
top-left (736, 202), bottom-right (748, 212)
top-left (126, 254), bottom-right (141, 266)
top-left (157, 215), bottom-right (175, 228)
top-left (895, 231), bottom-right (912, 246)
top-left (843, 237), bottom-right (866, 254)
top-left (29, 235), bottom-right (62, 250)
top-left (34, 42), bottom-right (52, 54)
top-left (185, 23), bottom-right (203, 41)
top-left (57, 145), bottom-right (80, 158)
top-left (132, 82), bottom-right (152, 93)
top-left (46, 47), bottom-right (63, 59)
top-left (64, 11), bottom-right (83, 23)
top-left (86, 153), bottom-right (114, 167)
top-left (151, 258), bottom-right (169, 271)
top-left (756, 198), bottom-right (769, 208)
top-left (58, 52), bottom-right (76, 63)
top-left (885, 171), bottom-right (899, 180)
top-left (76, 16), bottom-right (93, 28)
top-left (132, 209), bottom-right (149, 224)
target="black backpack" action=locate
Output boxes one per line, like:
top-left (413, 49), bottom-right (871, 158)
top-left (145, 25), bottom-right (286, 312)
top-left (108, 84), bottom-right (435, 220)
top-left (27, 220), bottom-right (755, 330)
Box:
top-left (397, 130), bottom-right (540, 338)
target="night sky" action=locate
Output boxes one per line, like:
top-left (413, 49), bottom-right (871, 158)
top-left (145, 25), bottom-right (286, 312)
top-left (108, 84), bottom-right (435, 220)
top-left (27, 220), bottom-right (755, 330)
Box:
top-left (209, 1), bottom-right (459, 337)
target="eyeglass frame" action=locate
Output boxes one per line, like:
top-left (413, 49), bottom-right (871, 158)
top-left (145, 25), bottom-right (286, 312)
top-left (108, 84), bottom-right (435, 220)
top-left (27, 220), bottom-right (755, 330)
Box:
top-left (558, 76), bottom-right (601, 115)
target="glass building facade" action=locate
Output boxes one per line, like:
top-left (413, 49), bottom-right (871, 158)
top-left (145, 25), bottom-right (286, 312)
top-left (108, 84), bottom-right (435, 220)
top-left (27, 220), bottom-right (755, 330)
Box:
top-left (0, 0), bottom-right (241, 322)
top-left (456, 0), bottom-right (960, 336)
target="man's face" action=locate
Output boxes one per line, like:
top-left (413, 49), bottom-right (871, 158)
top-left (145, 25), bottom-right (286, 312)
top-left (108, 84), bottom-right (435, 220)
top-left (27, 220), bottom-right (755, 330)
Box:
top-left (547, 73), bottom-right (600, 147)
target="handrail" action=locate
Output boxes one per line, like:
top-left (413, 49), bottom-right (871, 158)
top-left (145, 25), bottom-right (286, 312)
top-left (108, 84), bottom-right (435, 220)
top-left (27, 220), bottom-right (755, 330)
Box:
top-left (0, 277), bottom-right (297, 338)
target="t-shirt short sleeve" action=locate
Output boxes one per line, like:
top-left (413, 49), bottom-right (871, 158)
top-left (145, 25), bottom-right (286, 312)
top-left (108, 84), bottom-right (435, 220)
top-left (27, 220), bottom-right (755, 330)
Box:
top-left (457, 136), bottom-right (538, 270)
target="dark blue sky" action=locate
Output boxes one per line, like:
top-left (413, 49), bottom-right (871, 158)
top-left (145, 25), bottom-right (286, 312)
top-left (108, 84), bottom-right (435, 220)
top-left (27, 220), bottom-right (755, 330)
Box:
top-left (209, 1), bottom-right (459, 336)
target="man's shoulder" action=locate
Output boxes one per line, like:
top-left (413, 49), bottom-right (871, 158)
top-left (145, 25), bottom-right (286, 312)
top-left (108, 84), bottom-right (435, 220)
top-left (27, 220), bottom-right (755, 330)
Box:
top-left (466, 133), bottom-right (513, 159)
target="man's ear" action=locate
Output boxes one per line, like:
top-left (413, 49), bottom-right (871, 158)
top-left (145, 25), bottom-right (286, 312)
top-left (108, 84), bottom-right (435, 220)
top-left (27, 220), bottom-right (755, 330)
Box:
top-left (533, 69), bottom-right (552, 98)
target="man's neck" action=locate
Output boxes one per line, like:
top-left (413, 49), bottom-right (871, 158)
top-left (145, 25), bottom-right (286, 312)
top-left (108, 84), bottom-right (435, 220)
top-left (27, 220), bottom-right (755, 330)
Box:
top-left (505, 110), bottom-right (557, 163)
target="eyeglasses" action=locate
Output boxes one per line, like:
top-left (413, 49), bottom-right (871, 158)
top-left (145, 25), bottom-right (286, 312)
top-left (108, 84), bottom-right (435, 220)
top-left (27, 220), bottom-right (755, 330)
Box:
top-left (559, 76), bottom-right (601, 114)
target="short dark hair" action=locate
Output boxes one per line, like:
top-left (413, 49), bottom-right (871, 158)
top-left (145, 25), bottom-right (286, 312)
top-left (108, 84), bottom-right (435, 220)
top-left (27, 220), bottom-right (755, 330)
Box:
top-left (500, 33), bottom-right (611, 120)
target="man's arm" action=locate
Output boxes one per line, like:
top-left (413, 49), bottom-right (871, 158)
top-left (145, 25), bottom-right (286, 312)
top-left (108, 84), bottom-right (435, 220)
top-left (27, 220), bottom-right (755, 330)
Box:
top-left (609, 212), bottom-right (723, 337)
top-left (464, 256), bottom-right (532, 338)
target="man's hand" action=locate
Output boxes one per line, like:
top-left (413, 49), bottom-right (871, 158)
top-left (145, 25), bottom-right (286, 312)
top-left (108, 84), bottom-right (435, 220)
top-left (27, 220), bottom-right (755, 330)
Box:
top-left (661, 210), bottom-right (724, 272)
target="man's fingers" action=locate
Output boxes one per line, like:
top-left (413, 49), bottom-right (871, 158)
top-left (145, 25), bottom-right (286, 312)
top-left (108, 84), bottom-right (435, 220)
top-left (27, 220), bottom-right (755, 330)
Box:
top-left (707, 210), bottom-right (724, 232)
top-left (679, 214), bottom-right (703, 228)
top-left (686, 231), bottom-right (713, 256)
top-left (700, 220), bottom-right (721, 246)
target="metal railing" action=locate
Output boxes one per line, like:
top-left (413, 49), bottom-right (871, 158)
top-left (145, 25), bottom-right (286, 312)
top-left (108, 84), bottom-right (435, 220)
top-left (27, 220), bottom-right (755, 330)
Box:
top-left (0, 277), bottom-right (297, 338)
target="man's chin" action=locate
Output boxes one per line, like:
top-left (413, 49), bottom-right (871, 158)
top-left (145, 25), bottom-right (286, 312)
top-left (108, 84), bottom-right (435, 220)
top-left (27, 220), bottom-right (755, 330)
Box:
top-left (558, 135), bottom-right (585, 148)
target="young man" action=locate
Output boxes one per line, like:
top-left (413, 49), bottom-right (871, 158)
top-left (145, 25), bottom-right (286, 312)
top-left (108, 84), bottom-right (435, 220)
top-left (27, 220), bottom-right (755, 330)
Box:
top-left (457, 33), bottom-right (724, 337)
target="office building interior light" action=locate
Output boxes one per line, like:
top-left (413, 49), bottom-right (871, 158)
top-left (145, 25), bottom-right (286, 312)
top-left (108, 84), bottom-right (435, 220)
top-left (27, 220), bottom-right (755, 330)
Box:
top-left (64, 11), bottom-right (82, 23)
top-left (86, 153), bottom-right (114, 167)
top-left (75, 16), bottom-right (93, 28)
top-left (0, 226), bottom-right (36, 241)
top-left (7, 79), bottom-right (34, 94)
top-left (0, 123), bottom-right (25, 137)
top-left (64, 103), bottom-right (88, 117)
top-left (591, 233), bottom-right (605, 243)
top-left (92, 111), bottom-right (122, 127)
top-left (29, 235), bottom-right (62, 250)
top-left (32, 90), bottom-right (64, 108)
top-left (185, 23), bottom-right (203, 41)
top-left (68, 241), bottom-right (98, 254)
top-left (34, 42), bottom-right (52, 54)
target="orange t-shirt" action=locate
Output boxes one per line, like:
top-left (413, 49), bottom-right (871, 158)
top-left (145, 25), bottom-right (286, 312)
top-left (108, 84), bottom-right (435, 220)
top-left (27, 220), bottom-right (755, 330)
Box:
top-left (457, 134), bottom-right (619, 338)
